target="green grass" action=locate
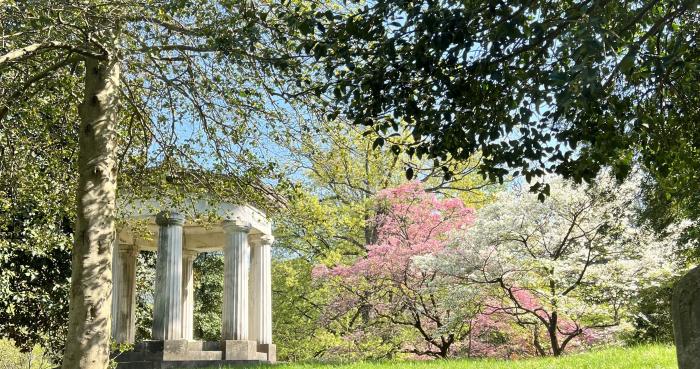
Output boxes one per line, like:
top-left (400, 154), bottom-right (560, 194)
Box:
top-left (232, 344), bottom-right (677, 369)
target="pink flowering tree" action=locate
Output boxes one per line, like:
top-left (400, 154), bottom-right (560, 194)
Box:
top-left (315, 181), bottom-right (481, 358)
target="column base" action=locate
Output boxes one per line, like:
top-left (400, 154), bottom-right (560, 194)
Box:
top-left (222, 340), bottom-right (258, 360)
top-left (257, 343), bottom-right (277, 363)
top-left (163, 340), bottom-right (226, 361)
top-left (114, 340), bottom-right (272, 368)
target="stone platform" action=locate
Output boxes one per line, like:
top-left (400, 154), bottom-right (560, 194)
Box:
top-left (114, 340), bottom-right (276, 369)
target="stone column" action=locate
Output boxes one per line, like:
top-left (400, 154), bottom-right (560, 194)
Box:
top-left (221, 220), bottom-right (251, 340)
top-left (248, 235), bottom-right (260, 344)
top-left (111, 240), bottom-right (139, 343)
top-left (152, 211), bottom-right (185, 340)
top-left (221, 219), bottom-right (257, 360)
top-left (111, 236), bottom-right (122, 341)
top-left (250, 235), bottom-right (274, 345)
top-left (181, 249), bottom-right (197, 340)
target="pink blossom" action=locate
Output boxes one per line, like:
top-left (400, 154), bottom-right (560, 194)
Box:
top-left (328, 181), bottom-right (475, 282)
top-left (311, 264), bottom-right (330, 279)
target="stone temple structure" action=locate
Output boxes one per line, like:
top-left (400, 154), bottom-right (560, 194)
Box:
top-left (111, 201), bottom-right (275, 368)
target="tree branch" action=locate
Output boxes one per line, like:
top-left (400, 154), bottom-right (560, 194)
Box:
top-left (0, 42), bottom-right (105, 67)
top-left (603, 2), bottom-right (691, 89)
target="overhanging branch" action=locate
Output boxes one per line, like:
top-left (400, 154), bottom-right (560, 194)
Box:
top-left (0, 41), bottom-right (105, 68)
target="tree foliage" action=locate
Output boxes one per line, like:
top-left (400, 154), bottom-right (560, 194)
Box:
top-left (300, 0), bottom-right (698, 196)
top-left (315, 182), bottom-right (479, 358)
top-left (437, 174), bottom-right (682, 356)
top-left (0, 81), bottom-right (78, 359)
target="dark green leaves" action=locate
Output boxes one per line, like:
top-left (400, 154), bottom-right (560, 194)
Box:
top-left (310, 0), bottom-right (696, 199)
top-left (372, 136), bottom-right (384, 150)
top-left (405, 166), bottom-right (414, 180)
top-left (620, 54), bottom-right (636, 75)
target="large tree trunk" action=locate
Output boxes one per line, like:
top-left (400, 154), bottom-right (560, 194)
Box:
top-left (61, 56), bottom-right (120, 369)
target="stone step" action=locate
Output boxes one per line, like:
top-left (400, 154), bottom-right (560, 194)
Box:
top-left (134, 341), bottom-right (164, 352)
top-left (116, 351), bottom-right (271, 362)
top-left (164, 350), bottom-right (224, 361)
top-left (115, 351), bottom-right (163, 362)
top-left (116, 360), bottom-right (265, 369)
top-left (115, 362), bottom-right (153, 369)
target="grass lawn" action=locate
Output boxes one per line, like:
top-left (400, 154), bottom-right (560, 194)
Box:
top-left (231, 344), bottom-right (677, 369)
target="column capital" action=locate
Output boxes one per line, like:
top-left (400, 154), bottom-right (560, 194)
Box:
top-left (248, 233), bottom-right (261, 246)
top-left (118, 244), bottom-right (140, 256)
top-left (183, 249), bottom-right (198, 257)
top-left (222, 219), bottom-right (251, 233)
top-left (249, 234), bottom-right (274, 247)
top-left (156, 211), bottom-right (186, 226)
top-left (260, 234), bottom-right (275, 246)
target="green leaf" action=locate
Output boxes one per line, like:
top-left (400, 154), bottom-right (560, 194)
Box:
top-left (372, 137), bottom-right (384, 149)
top-left (620, 54), bottom-right (635, 75)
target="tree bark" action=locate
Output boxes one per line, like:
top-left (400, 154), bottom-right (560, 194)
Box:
top-left (61, 56), bottom-right (120, 369)
top-left (548, 312), bottom-right (561, 356)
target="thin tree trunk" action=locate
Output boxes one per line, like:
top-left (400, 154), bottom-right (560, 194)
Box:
top-left (438, 344), bottom-right (449, 358)
top-left (61, 55), bottom-right (120, 369)
top-left (548, 312), bottom-right (561, 356)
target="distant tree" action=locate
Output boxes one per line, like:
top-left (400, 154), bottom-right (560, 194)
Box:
top-left (0, 339), bottom-right (53, 369)
top-left (315, 182), bottom-right (479, 358)
top-left (130, 252), bottom-right (155, 342)
top-left (274, 121), bottom-right (492, 259)
top-left (271, 257), bottom-right (341, 361)
top-left (270, 122), bottom-right (494, 360)
top-left (438, 174), bottom-right (681, 356)
top-left (192, 253), bottom-right (225, 341)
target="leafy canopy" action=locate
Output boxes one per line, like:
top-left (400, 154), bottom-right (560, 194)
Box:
top-left (299, 0), bottom-right (698, 197)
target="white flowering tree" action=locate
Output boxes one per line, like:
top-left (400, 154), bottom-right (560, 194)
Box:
top-left (438, 174), bottom-right (680, 356)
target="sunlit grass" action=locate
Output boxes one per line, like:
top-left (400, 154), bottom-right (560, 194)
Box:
top-left (228, 344), bottom-right (676, 369)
